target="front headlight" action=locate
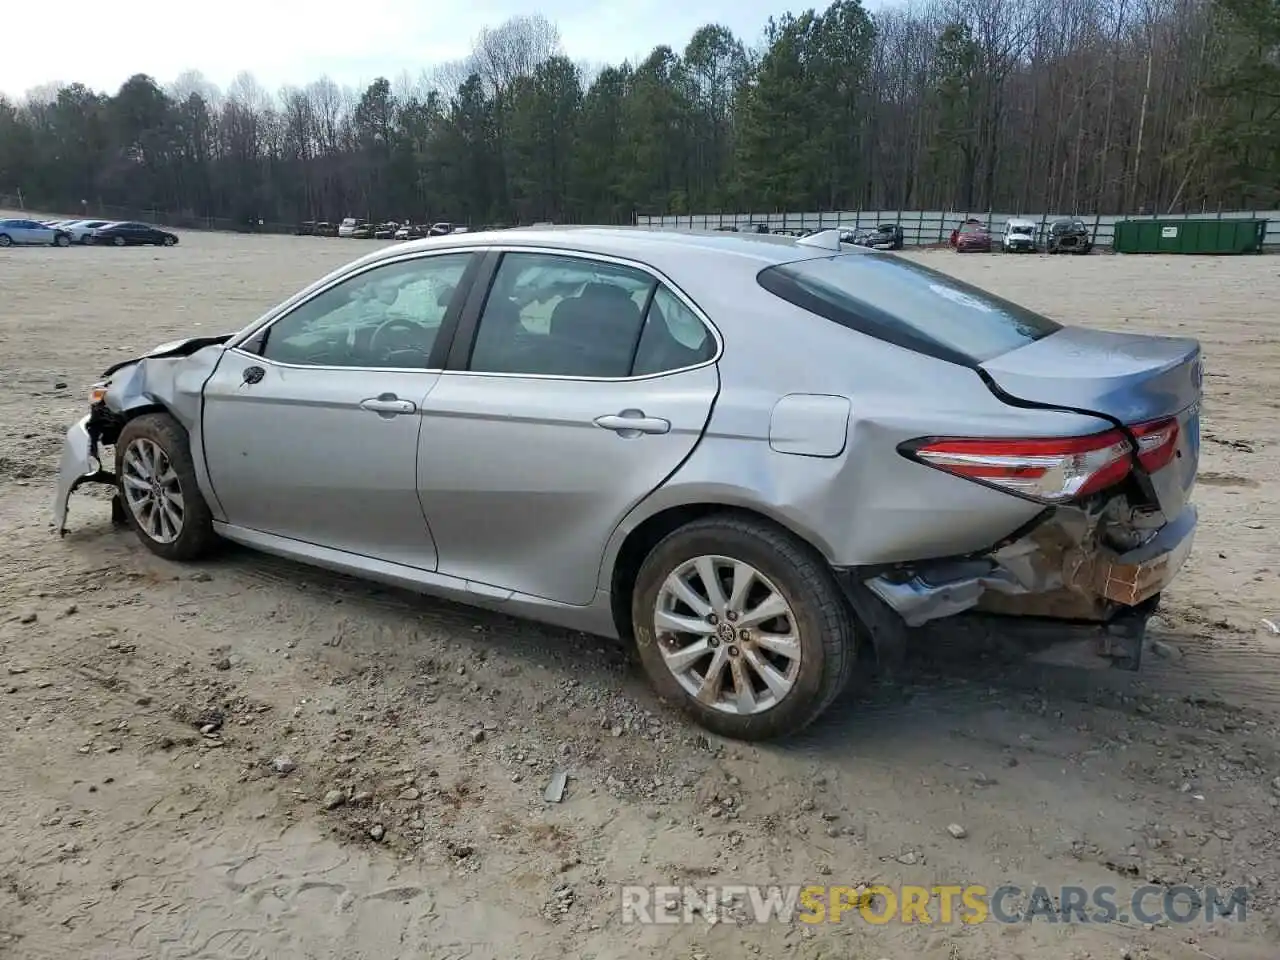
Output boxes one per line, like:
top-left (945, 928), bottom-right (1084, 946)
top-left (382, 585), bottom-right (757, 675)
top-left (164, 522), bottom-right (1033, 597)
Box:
top-left (89, 381), bottom-right (109, 404)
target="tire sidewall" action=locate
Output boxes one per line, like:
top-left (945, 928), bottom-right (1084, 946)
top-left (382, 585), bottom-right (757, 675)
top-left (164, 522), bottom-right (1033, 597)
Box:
top-left (114, 236), bottom-right (125, 247)
top-left (631, 523), bottom-right (834, 740)
top-left (0, 234), bottom-right (11, 247)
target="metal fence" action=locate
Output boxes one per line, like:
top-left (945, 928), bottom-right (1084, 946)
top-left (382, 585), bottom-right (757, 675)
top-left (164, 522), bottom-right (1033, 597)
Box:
top-left (634, 209), bottom-right (1280, 249)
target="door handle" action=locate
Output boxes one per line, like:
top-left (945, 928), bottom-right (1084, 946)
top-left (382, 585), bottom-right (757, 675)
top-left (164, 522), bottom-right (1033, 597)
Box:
top-left (593, 411), bottom-right (671, 436)
top-left (360, 393), bottom-right (417, 416)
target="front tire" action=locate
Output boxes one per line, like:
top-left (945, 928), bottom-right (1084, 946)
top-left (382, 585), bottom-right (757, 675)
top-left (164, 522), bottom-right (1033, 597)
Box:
top-left (115, 413), bottom-right (217, 561)
top-left (631, 515), bottom-right (857, 741)
top-left (54, 233), bottom-right (70, 247)
top-left (113, 236), bottom-right (125, 247)
top-left (0, 234), bottom-right (11, 247)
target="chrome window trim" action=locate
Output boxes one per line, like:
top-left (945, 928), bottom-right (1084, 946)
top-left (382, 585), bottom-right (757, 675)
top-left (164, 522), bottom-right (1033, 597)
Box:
top-left (228, 246), bottom-right (475, 358)
top-left (451, 244), bottom-right (724, 384)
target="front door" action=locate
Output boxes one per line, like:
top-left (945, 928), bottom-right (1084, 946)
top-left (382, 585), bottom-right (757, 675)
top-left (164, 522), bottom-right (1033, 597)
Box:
top-left (201, 250), bottom-right (476, 568)
top-left (416, 250), bottom-right (720, 605)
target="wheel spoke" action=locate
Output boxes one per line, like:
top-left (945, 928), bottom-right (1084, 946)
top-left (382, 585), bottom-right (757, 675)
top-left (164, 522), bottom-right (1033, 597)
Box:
top-left (744, 648), bottom-right (794, 700)
top-left (660, 638), bottom-right (713, 674)
top-left (729, 657), bottom-right (758, 713)
top-left (694, 648), bottom-right (729, 704)
top-left (166, 489), bottom-right (185, 512)
top-left (160, 498), bottom-right (183, 533)
top-left (654, 608), bottom-right (714, 638)
top-left (755, 632), bottom-right (801, 662)
top-left (122, 473), bottom-right (150, 493)
top-left (125, 448), bottom-right (151, 482)
top-left (694, 556), bottom-right (727, 615)
top-left (738, 592), bottom-right (790, 629)
top-left (725, 561), bottom-right (755, 615)
top-left (665, 573), bottom-right (712, 618)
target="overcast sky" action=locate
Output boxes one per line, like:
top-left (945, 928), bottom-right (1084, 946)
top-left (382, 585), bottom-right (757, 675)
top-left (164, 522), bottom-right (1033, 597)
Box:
top-left (2, 0), bottom-right (844, 100)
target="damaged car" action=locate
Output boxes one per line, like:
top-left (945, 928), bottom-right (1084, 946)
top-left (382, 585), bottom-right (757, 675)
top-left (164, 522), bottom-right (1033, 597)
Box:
top-left (53, 227), bottom-right (1202, 741)
top-left (1047, 217), bottom-right (1094, 254)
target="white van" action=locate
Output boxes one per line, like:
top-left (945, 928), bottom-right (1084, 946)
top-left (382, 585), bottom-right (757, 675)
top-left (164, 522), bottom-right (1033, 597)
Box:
top-left (1003, 218), bottom-right (1037, 253)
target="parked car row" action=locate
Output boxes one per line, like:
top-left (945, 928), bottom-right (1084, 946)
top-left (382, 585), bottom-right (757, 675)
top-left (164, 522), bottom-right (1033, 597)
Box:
top-left (293, 218), bottom-right (473, 241)
top-left (0, 217), bottom-right (178, 248)
top-left (951, 217), bottom-right (1095, 254)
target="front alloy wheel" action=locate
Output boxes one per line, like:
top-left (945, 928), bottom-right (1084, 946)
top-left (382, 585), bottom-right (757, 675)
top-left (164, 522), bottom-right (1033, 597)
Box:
top-left (121, 437), bottom-right (185, 543)
top-left (113, 413), bottom-right (217, 561)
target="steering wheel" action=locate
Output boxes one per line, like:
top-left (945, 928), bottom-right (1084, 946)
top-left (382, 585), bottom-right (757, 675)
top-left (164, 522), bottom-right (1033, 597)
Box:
top-left (368, 315), bottom-right (425, 357)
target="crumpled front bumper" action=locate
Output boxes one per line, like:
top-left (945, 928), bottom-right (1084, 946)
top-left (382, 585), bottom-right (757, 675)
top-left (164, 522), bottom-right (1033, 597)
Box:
top-left (52, 415), bottom-right (117, 536)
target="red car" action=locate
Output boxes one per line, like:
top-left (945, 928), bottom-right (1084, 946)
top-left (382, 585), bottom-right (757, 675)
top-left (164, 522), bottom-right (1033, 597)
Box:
top-left (953, 220), bottom-right (992, 253)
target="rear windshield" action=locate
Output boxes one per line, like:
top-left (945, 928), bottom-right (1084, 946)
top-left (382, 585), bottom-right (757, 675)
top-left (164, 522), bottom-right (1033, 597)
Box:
top-left (757, 253), bottom-right (1061, 366)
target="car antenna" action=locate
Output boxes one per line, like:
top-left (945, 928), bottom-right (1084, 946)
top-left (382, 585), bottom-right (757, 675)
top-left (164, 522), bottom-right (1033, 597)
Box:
top-left (794, 228), bottom-right (845, 252)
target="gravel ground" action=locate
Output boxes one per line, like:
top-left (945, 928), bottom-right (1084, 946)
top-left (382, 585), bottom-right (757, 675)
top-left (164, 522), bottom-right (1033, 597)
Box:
top-left (1, 222), bottom-right (1278, 960)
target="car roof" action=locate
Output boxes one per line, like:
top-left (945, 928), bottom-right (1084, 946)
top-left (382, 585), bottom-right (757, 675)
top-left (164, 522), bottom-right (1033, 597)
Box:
top-left (380, 226), bottom-right (827, 273)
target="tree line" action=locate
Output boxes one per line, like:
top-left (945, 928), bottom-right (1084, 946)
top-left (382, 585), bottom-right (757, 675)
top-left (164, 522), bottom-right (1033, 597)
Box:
top-left (1, 0), bottom-right (1276, 229)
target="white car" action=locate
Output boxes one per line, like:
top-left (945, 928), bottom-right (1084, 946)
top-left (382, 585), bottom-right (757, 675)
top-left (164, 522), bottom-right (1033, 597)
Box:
top-left (338, 218), bottom-right (370, 238)
top-left (1003, 219), bottom-right (1038, 253)
top-left (62, 219), bottom-right (115, 244)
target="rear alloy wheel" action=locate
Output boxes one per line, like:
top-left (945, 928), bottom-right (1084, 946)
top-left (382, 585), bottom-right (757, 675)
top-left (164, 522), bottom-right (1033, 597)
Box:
top-left (115, 413), bottom-right (216, 561)
top-left (0, 234), bottom-right (11, 247)
top-left (632, 515), bottom-right (857, 740)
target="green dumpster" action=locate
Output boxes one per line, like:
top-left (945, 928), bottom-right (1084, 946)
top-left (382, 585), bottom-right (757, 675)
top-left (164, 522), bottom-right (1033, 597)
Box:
top-left (1112, 218), bottom-right (1268, 254)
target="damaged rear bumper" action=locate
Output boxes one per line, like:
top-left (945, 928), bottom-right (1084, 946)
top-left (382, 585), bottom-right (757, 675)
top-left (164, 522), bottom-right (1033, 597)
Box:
top-left (845, 501), bottom-right (1197, 670)
top-left (52, 415), bottom-right (117, 536)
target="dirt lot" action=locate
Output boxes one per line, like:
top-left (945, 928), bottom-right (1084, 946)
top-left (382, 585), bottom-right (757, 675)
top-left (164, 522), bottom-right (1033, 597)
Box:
top-left (1, 221), bottom-right (1278, 960)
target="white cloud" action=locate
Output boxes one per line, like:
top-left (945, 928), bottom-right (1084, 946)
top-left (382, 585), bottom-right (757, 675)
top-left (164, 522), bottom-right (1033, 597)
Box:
top-left (2, 0), bottom-right (829, 100)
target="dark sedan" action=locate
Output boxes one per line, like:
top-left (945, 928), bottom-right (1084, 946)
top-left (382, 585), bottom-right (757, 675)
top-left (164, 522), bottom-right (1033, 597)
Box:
top-left (92, 222), bottom-right (179, 247)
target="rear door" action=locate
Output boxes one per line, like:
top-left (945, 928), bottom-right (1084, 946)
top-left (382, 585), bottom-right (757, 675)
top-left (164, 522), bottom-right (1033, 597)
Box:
top-left (200, 249), bottom-right (479, 568)
top-left (415, 248), bottom-right (720, 606)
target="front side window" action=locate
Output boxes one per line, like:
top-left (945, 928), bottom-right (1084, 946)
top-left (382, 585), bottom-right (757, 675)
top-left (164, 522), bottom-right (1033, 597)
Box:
top-left (757, 253), bottom-right (1060, 366)
top-left (255, 253), bottom-right (472, 368)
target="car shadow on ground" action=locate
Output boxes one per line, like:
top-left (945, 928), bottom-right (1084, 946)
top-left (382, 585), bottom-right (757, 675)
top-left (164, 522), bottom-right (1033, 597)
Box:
top-left (176, 538), bottom-right (1219, 752)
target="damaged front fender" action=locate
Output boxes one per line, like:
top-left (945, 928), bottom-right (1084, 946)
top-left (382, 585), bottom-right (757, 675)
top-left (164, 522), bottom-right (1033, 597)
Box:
top-left (53, 336), bottom-right (232, 536)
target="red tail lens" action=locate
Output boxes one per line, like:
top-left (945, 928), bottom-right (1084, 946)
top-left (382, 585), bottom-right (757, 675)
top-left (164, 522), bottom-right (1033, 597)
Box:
top-left (1131, 417), bottom-right (1179, 473)
top-left (908, 430), bottom-right (1134, 502)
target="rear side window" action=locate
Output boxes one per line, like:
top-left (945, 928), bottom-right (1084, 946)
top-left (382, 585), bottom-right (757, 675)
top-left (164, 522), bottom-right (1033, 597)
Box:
top-left (757, 254), bottom-right (1060, 365)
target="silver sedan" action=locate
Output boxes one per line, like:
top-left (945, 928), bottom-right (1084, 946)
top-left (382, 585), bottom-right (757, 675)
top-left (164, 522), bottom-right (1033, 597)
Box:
top-left (0, 218), bottom-right (72, 246)
top-left (53, 227), bottom-right (1202, 740)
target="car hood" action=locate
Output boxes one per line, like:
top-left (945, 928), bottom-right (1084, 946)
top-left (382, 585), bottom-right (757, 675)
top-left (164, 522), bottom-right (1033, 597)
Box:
top-left (102, 334), bottom-right (233, 377)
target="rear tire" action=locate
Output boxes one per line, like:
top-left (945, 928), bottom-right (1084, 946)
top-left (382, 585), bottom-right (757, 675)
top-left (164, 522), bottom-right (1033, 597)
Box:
top-left (0, 234), bottom-right (11, 247)
top-left (631, 514), bottom-right (858, 741)
top-left (114, 413), bottom-right (217, 561)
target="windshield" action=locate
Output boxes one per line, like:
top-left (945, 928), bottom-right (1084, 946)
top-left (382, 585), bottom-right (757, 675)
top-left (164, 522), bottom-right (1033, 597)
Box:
top-left (757, 253), bottom-right (1061, 366)
top-left (1009, 225), bottom-right (1033, 235)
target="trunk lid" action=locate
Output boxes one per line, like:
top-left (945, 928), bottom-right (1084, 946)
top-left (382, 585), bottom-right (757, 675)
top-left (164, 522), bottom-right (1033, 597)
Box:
top-left (980, 326), bottom-right (1202, 516)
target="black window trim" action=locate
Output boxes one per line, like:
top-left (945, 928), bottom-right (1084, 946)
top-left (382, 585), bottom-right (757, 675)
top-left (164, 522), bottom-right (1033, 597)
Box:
top-left (227, 247), bottom-right (484, 373)
top-left (443, 246), bottom-right (723, 382)
top-left (755, 254), bottom-right (1062, 369)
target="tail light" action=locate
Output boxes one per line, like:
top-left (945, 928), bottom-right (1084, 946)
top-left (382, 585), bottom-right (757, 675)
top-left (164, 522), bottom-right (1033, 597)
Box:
top-left (1132, 417), bottom-right (1179, 472)
top-left (902, 416), bottom-right (1181, 503)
